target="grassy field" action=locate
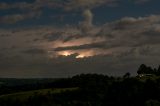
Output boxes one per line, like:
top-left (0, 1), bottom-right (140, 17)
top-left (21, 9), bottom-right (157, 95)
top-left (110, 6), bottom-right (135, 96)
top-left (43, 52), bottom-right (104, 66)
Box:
top-left (0, 87), bottom-right (78, 102)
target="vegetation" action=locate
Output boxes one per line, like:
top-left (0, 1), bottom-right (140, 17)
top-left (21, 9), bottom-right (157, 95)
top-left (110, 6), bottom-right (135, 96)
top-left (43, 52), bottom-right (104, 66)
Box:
top-left (137, 64), bottom-right (160, 76)
top-left (0, 64), bottom-right (160, 106)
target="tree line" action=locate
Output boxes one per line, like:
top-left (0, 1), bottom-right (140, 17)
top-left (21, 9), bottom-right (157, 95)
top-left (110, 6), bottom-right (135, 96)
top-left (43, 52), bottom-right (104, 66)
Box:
top-left (137, 64), bottom-right (160, 75)
top-left (0, 64), bottom-right (160, 106)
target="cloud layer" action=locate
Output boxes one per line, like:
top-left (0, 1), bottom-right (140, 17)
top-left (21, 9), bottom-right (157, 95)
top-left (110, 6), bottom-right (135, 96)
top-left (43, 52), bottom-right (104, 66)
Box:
top-left (0, 13), bottom-right (160, 77)
top-left (0, 0), bottom-right (159, 78)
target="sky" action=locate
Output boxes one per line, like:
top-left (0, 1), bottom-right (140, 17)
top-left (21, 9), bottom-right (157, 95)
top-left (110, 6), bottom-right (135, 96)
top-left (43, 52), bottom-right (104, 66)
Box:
top-left (0, 0), bottom-right (160, 78)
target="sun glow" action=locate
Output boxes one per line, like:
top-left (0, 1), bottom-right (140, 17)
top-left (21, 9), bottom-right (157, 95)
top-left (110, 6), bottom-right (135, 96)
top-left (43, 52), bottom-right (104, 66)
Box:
top-left (57, 51), bottom-right (88, 58)
top-left (56, 50), bottom-right (96, 58)
top-left (61, 51), bottom-right (72, 56)
top-left (76, 54), bottom-right (85, 58)
top-left (75, 51), bottom-right (95, 58)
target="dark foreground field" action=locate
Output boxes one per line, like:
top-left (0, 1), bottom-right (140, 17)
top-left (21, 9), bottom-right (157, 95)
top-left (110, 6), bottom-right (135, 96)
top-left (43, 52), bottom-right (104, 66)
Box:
top-left (0, 73), bottom-right (160, 106)
top-left (0, 65), bottom-right (160, 106)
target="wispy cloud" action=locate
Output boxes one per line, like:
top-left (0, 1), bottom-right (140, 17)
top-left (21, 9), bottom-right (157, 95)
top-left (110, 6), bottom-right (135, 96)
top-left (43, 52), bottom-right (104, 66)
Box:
top-left (0, 11), bottom-right (41, 24)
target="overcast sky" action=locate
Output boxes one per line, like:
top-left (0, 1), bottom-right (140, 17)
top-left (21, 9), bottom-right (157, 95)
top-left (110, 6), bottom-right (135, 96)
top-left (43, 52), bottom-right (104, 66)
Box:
top-left (0, 0), bottom-right (160, 78)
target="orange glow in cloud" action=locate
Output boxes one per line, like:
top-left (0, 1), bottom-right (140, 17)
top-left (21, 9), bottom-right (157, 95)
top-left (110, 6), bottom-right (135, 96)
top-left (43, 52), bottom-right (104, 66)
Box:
top-left (76, 54), bottom-right (85, 58)
top-left (45, 36), bottom-right (107, 58)
top-left (48, 47), bottom-right (112, 59)
top-left (59, 51), bottom-right (73, 56)
top-left (57, 50), bottom-right (94, 58)
top-left (75, 50), bottom-right (95, 58)
top-left (52, 37), bottom-right (106, 48)
top-left (62, 52), bottom-right (71, 56)
top-left (55, 47), bottom-right (113, 59)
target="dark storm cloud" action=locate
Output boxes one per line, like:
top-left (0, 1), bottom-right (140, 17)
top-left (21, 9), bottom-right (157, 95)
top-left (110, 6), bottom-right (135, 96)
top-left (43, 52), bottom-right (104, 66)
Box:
top-left (0, 1), bottom-right (42, 24)
top-left (0, 0), bottom-right (78, 11)
top-left (52, 15), bottom-right (160, 54)
top-left (0, 0), bottom-right (118, 24)
top-left (142, 29), bottom-right (160, 37)
top-left (0, 0), bottom-right (160, 77)
top-left (0, 1), bottom-right (43, 24)
top-left (54, 42), bottom-right (107, 51)
top-left (0, 0), bottom-right (151, 24)
top-left (98, 15), bottom-right (160, 41)
top-left (0, 0), bottom-right (149, 10)
top-left (53, 41), bottom-right (129, 52)
top-left (0, 11), bottom-right (41, 24)
top-left (23, 48), bottom-right (46, 55)
top-left (63, 0), bottom-right (118, 11)
top-left (133, 0), bottom-right (151, 4)
top-left (43, 32), bottom-right (63, 42)
top-left (1, 52), bottom-right (158, 78)
top-left (62, 35), bottom-right (80, 42)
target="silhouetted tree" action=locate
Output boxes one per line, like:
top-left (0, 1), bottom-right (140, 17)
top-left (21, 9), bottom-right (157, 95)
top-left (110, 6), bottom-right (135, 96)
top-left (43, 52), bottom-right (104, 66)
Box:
top-left (123, 72), bottom-right (131, 79)
top-left (137, 64), bottom-right (154, 75)
top-left (157, 65), bottom-right (160, 76)
top-left (137, 64), bottom-right (147, 74)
